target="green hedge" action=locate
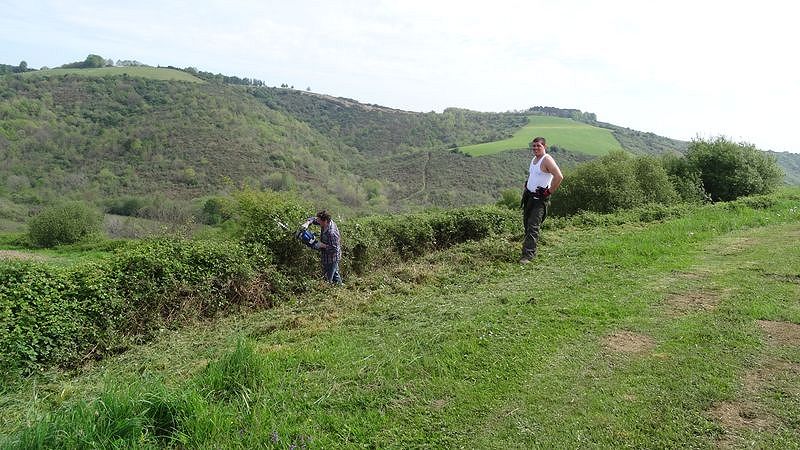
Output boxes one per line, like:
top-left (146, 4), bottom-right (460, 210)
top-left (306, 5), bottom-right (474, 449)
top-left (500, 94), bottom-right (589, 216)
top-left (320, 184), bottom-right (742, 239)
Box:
top-left (2, 199), bottom-right (519, 375)
top-left (339, 206), bottom-right (518, 274)
top-left (0, 238), bottom-right (282, 374)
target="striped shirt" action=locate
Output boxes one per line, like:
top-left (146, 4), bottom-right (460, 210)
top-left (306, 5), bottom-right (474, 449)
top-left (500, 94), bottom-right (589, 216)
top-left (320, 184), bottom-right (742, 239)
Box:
top-left (320, 220), bottom-right (341, 264)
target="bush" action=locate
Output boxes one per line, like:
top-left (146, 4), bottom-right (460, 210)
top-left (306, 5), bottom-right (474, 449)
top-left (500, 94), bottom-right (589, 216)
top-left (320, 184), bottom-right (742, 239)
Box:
top-left (0, 261), bottom-right (120, 371)
top-left (552, 151), bottom-right (681, 216)
top-left (105, 196), bottom-right (151, 217)
top-left (496, 189), bottom-right (521, 210)
top-left (201, 195), bottom-right (237, 225)
top-left (686, 136), bottom-right (783, 202)
top-left (660, 152), bottom-right (708, 203)
top-left (234, 189), bottom-right (313, 268)
top-left (111, 238), bottom-right (281, 333)
top-left (27, 201), bottom-right (103, 247)
top-left (0, 237), bottom-right (284, 374)
top-left (339, 205), bottom-right (518, 274)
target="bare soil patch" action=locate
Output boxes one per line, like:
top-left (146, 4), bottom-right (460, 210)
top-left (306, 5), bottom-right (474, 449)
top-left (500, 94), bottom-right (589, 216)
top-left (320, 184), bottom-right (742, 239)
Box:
top-left (709, 401), bottom-right (771, 431)
top-left (757, 320), bottom-right (800, 347)
top-left (0, 250), bottom-right (46, 261)
top-left (602, 331), bottom-right (656, 354)
top-left (743, 358), bottom-right (800, 393)
top-left (715, 237), bottom-right (758, 256)
top-left (664, 289), bottom-right (721, 316)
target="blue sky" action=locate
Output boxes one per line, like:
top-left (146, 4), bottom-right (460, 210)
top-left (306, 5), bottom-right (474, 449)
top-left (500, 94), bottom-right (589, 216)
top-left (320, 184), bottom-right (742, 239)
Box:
top-left (2, 0), bottom-right (799, 152)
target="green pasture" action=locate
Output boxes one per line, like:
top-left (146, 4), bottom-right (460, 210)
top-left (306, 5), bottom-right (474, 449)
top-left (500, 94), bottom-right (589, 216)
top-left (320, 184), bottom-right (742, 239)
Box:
top-left (461, 115), bottom-right (624, 157)
top-left (2, 190), bottom-right (799, 448)
top-left (22, 67), bottom-right (204, 83)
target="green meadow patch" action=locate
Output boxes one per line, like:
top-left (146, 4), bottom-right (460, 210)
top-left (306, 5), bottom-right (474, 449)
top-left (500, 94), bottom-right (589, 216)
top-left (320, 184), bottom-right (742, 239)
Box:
top-left (460, 115), bottom-right (624, 157)
top-left (23, 67), bottom-right (204, 83)
top-left (1, 190), bottom-right (799, 448)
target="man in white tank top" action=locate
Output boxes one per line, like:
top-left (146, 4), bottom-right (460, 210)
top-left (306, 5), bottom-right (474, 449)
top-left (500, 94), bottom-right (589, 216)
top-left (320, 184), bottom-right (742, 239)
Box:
top-left (520, 137), bottom-right (563, 263)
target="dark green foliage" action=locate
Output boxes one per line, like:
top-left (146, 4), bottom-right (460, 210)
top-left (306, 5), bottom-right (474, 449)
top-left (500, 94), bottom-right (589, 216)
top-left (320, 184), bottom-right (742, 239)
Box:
top-left (341, 205), bottom-right (518, 274)
top-left (552, 151), bottom-right (680, 216)
top-left (686, 137), bottom-right (784, 201)
top-left (27, 201), bottom-right (102, 247)
top-left (0, 237), bottom-right (281, 374)
top-left (660, 152), bottom-right (709, 203)
top-left (200, 195), bottom-right (237, 225)
top-left (233, 189), bottom-right (313, 267)
top-left (110, 237), bottom-right (279, 333)
top-left (105, 195), bottom-right (151, 217)
top-left (0, 261), bottom-right (119, 371)
top-left (496, 189), bottom-right (522, 210)
top-left (59, 54), bottom-right (109, 69)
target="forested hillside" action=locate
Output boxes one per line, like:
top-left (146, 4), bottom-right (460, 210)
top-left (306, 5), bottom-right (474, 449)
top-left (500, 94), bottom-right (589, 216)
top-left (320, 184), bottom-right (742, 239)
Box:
top-left (1, 67), bottom-right (799, 230)
top-left (0, 75), bottom-right (368, 221)
top-left (250, 88), bottom-right (528, 156)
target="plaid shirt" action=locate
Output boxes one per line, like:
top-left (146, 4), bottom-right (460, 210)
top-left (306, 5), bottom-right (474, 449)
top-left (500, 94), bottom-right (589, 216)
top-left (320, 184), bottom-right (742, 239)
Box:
top-left (320, 220), bottom-right (341, 264)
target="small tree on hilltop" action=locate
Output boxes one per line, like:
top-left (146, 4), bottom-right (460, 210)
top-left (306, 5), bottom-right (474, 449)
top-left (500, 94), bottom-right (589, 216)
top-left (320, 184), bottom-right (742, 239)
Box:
top-left (686, 136), bottom-right (783, 202)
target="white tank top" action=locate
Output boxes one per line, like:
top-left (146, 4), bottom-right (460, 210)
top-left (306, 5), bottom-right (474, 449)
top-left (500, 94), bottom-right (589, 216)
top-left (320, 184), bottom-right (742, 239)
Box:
top-left (527, 156), bottom-right (554, 191)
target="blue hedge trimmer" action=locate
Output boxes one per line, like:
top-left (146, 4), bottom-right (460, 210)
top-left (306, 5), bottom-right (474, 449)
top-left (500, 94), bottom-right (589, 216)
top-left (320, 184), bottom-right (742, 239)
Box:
top-left (295, 217), bottom-right (321, 250)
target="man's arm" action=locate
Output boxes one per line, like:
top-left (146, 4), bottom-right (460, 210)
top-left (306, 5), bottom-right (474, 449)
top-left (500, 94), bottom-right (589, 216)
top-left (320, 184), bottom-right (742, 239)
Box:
top-left (544, 156), bottom-right (564, 192)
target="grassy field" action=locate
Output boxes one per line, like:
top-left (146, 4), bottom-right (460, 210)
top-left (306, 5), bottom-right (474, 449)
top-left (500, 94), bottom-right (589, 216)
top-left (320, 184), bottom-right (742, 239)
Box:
top-left (1, 191), bottom-right (799, 448)
top-left (22, 67), bottom-right (204, 82)
top-left (461, 115), bottom-right (625, 157)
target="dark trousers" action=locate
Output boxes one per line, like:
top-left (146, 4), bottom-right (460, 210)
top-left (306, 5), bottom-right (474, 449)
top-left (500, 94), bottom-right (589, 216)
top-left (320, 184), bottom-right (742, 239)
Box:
top-left (323, 261), bottom-right (342, 285)
top-left (522, 196), bottom-right (548, 258)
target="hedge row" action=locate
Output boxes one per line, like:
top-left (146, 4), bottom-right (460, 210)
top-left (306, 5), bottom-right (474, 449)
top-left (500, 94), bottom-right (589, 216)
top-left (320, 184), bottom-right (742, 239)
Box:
top-left (0, 238), bottom-right (282, 374)
top-left (1, 197), bottom-right (521, 375)
top-left (228, 190), bottom-right (520, 275)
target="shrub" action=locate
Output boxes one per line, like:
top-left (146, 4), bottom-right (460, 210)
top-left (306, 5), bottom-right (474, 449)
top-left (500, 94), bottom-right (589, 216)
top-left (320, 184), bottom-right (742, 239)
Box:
top-left (552, 151), bottom-right (680, 216)
top-left (339, 205), bottom-right (518, 274)
top-left (27, 201), bottom-right (102, 247)
top-left (0, 237), bottom-right (285, 374)
top-left (234, 189), bottom-right (313, 268)
top-left (661, 152), bottom-right (708, 203)
top-left (110, 237), bottom-right (280, 333)
top-left (0, 261), bottom-right (120, 371)
top-left (496, 189), bottom-right (521, 210)
top-left (200, 195), bottom-right (237, 225)
top-left (105, 196), bottom-right (150, 217)
top-left (686, 136), bottom-right (783, 202)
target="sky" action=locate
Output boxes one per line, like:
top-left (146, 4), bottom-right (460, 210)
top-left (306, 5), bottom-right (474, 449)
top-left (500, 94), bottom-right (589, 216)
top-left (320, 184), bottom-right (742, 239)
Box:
top-left (2, 0), bottom-right (799, 153)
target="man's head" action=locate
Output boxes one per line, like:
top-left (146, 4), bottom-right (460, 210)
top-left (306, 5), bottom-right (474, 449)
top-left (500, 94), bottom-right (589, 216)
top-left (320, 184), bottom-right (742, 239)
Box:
top-left (316, 210), bottom-right (332, 226)
top-left (530, 137), bottom-right (547, 157)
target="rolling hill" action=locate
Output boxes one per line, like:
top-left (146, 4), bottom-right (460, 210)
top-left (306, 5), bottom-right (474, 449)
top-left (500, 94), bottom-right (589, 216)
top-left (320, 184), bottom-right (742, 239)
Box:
top-left (1, 65), bottom-right (798, 229)
top-left (21, 66), bottom-right (205, 83)
top-left (459, 115), bottom-right (624, 156)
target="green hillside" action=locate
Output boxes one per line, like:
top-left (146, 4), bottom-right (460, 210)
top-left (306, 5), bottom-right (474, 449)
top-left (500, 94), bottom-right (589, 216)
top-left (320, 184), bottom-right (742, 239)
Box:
top-left (250, 88), bottom-right (528, 156)
top-left (1, 66), bottom-right (799, 231)
top-left (0, 74), bottom-right (365, 218)
top-left (22, 66), bottom-right (204, 83)
top-left (460, 115), bottom-right (625, 156)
